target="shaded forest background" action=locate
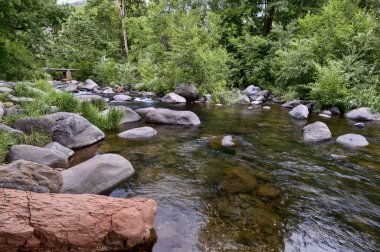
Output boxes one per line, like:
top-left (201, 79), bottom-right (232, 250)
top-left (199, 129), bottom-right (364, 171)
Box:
top-left (0, 0), bottom-right (379, 110)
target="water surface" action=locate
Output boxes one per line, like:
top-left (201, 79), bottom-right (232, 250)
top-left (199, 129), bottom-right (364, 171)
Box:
top-left (101, 103), bottom-right (380, 252)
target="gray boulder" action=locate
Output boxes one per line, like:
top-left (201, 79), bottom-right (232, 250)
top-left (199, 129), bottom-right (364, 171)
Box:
top-left (174, 84), bottom-right (198, 101)
top-left (79, 79), bottom-right (100, 91)
top-left (113, 94), bottom-right (133, 101)
top-left (60, 154), bottom-right (134, 194)
top-left (243, 85), bottom-right (261, 96)
top-left (0, 160), bottom-right (62, 193)
top-left (13, 112), bottom-right (105, 149)
top-left (336, 134), bottom-right (369, 147)
top-left (0, 124), bottom-right (24, 137)
top-left (9, 145), bottom-right (69, 168)
top-left (135, 107), bottom-right (156, 115)
top-left (118, 126), bottom-right (157, 140)
top-left (0, 87), bottom-right (13, 93)
top-left (328, 107), bottom-right (341, 115)
top-left (161, 93), bottom-right (186, 103)
top-left (101, 106), bottom-right (141, 124)
top-left (281, 100), bottom-right (301, 108)
top-left (4, 106), bottom-right (22, 116)
top-left (44, 142), bottom-right (74, 158)
top-left (63, 83), bottom-right (78, 92)
top-left (289, 104), bottom-right (309, 120)
top-left (222, 135), bottom-right (235, 147)
top-left (146, 108), bottom-right (201, 125)
top-left (303, 122), bottom-right (332, 142)
top-left (345, 107), bottom-right (380, 121)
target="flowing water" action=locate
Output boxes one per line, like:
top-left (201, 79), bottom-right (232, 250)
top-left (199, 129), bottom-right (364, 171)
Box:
top-left (99, 103), bottom-right (380, 252)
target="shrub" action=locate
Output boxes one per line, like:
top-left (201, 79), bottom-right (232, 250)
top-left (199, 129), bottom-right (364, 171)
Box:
top-left (94, 58), bottom-right (138, 86)
top-left (13, 83), bottom-right (42, 98)
top-left (50, 92), bottom-right (79, 112)
top-left (0, 131), bottom-right (17, 163)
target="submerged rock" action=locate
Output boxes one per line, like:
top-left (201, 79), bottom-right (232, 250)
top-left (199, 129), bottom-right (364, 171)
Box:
top-left (13, 112), bottom-right (105, 149)
top-left (336, 134), bottom-right (369, 147)
top-left (161, 92), bottom-right (186, 103)
top-left (222, 135), bottom-right (235, 147)
top-left (174, 83), bottom-right (198, 101)
top-left (346, 107), bottom-right (380, 121)
top-left (0, 160), bottom-right (62, 193)
top-left (9, 145), bottom-right (69, 168)
top-left (118, 126), bottom-right (158, 140)
top-left (303, 122), bottom-right (332, 142)
top-left (0, 188), bottom-right (157, 251)
top-left (257, 185), bottom-right (280, 198)
top-left (220, 166), bottom-right (257, 193)
top-left (146, 108), bottom-right (201, 125)
top-left (354, 122), bottom-right (365, 128)
top-left (60, 154), bottom-right (134, 194)
top-left (289, 104), bottom-right (309, 120)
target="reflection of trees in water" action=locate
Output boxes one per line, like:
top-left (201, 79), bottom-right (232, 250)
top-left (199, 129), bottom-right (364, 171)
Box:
top-left (198, 164), bottom-right (289, 251)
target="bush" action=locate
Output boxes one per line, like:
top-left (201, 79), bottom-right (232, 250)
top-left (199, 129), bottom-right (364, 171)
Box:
top-left (310, 63), bottom-right (349, 111)
top-left (94, 58), bottom-right (138, 86)
top-left (50, 92), bottom-right (79, 112)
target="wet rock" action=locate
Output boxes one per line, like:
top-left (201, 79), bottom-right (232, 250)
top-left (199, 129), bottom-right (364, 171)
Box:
top-left (63, 83), bottom-right (78, 92)
top-left (257, 185), bottom-right (280, 198)
top-left (251, 100), bottom-right (262, 105)
top-left (346, 107), bottom-right (380, 121)
top-left (44, 142), bottom-right (74, 158)
top-left (321, 110), bottom-right (332, 116)
top-left (0, 160), bottom-right (62, 193)
top-left (281, 100), bottom-right (301, 108)
top-left (0, 124), bottom-right (24, 137)
top-left (79, 79), bottom-right (100, 91)
top-left (161, 92), bottom-right (186, 103)
top-left (101, 106), bottom-right (141, 124)
top-left (303, 122), bottom-right (332, 142)
top-left (60, 154), bottom-right (134, 194)
top-left (9, 145), bottom-right (69, 168)
top-left (354, 122), bottom-right (365, 128)
top-left (289, 104), bottom-right (309, 120)
top-left (328, 107), bottom-right (341, 115)
top-left (174, 83), bottom-right (198, 101)
top-left (113, 94), bottom-right (133, 101)
top-left (13, 112), bottom-right (105, 149)
top-left (118, 126), bottom-right (158, 140)
top-left (318, 113), bottom-right (331, 119)
top-left (220, 166), bottom-right (257, 193)
top-left (336, 134), bottom-right (369, 147)
top-left (0, 188), bottom-right (157, 251)
top-left (135, 107), bottom-right (156, 115)
top-left (146, 108), bottom-right (201, 125)
top-left (205, 94), bottom-right (212, 102)
top-left (222, 135), bottom-right (235, 147)
top-left (263, 106), bottom-right (271, 110)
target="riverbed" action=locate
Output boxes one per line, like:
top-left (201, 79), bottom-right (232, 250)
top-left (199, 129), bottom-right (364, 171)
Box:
top-left (100, 103), bottom-right (380, 252)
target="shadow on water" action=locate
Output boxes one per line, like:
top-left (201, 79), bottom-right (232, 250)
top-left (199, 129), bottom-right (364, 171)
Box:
top-left (101, 103), bottom-right (380, 252)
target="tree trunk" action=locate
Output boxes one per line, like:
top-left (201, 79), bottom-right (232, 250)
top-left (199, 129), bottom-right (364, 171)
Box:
top-left (116, 0), bottom-right (129, 57)
top-left (262, 0), bottom-right (274, 37)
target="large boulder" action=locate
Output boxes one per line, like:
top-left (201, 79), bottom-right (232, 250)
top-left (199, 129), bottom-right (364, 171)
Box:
top-left (0, 188), bottom-right (157, 251)
top-left (60, 154), bottom-right (134, 194)
top-left (0, 160), bottom-right (62, 193)
top-left (79, 79), bottom-right (100, 91)
top-left (243, 85), bottom-right (261, 96)
top-left (289, 104), bottom-right (309, 120)
top-left (101, 106), bottom-right (141, 124)
top-left (303, 121), bottom-right (332, 142)
top-left (9, 145), bottom-right (68, 168)
top-left (161, 92), bottom-right (186, 103)
top-left (174, 84), bottom-right (198, 101)
top-left (13, 112), bottom-right (105, 149)
top-left (118, 126), bottom-right (157, 140)
top-left (336, 134), bottom-right (369, 147)
top-left (146, 108), bottom-right (201, 125)
top-left (345, 107), bottom-right (380, 121)
top-left (44, 142), bottom-right (74, 158)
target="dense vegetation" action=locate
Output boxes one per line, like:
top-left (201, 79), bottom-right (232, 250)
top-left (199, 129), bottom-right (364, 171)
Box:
top-left (0, 0), bottom-right (379, 110)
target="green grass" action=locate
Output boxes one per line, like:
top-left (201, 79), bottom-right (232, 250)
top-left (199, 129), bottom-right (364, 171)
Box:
top-left (0, 130), bottom-right (51, 164)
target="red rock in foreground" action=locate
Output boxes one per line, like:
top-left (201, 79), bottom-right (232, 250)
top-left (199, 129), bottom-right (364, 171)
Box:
top-left (0, 188), bottom-right (157, 252)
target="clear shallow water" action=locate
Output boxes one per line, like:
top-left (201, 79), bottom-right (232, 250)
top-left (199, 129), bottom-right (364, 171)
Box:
top-left (100, 103), bottom-right (380, 252)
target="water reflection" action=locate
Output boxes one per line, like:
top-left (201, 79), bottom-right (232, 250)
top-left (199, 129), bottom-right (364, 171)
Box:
top-left (102, 104), bottom-right (380, 252)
